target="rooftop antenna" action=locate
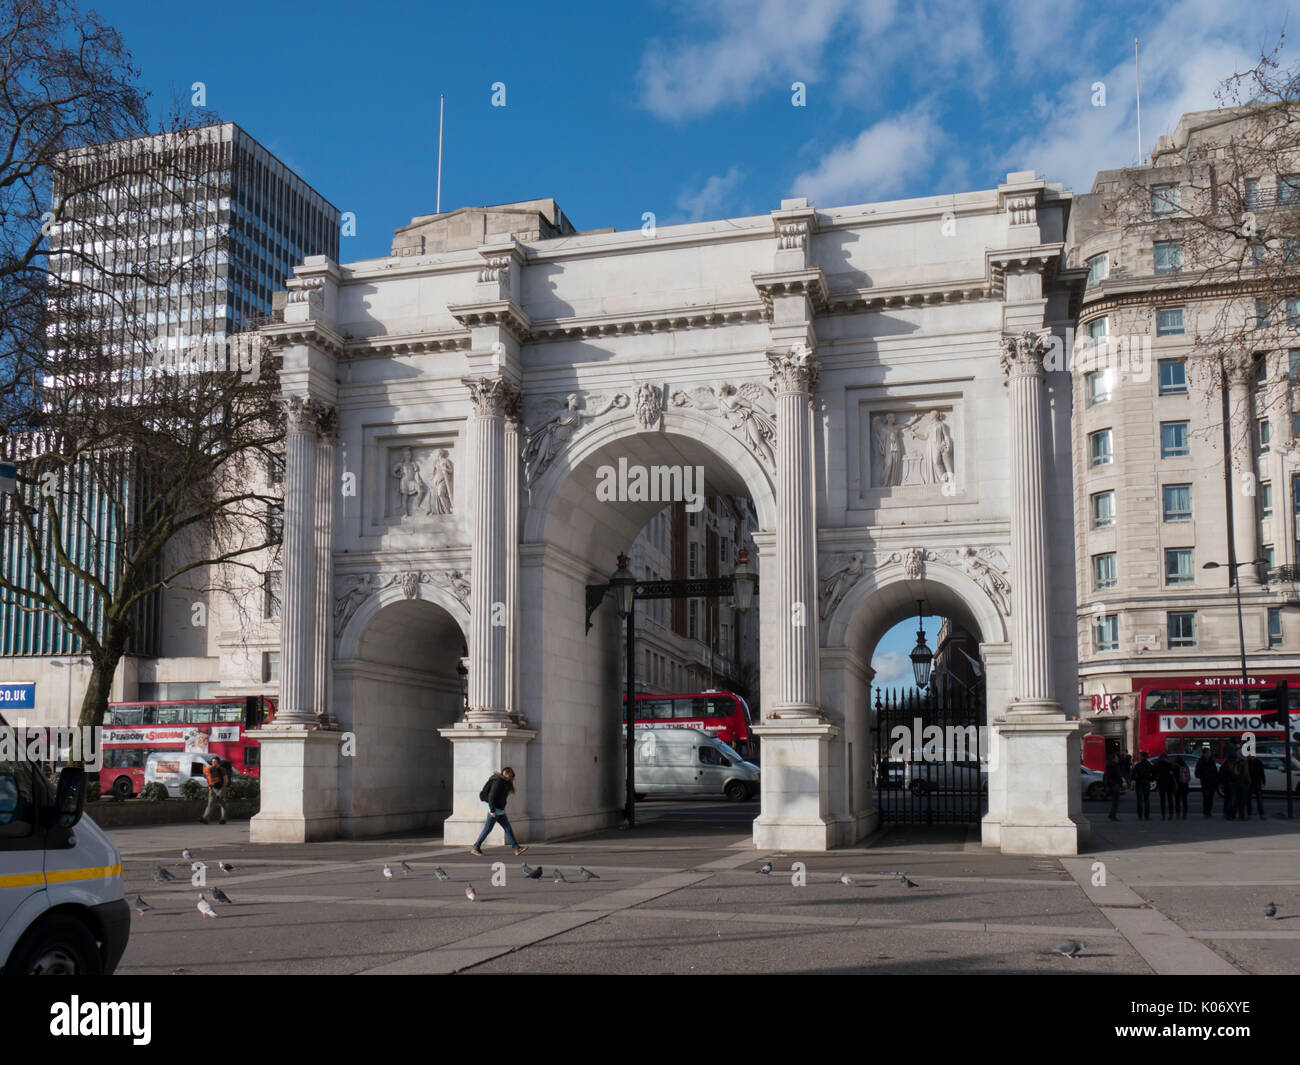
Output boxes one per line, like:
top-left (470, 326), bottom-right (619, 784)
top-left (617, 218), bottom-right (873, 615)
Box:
top-left (1135, 37), bottom-right (1143, 163)
top-left (437, 93), bottom-right (445, 215)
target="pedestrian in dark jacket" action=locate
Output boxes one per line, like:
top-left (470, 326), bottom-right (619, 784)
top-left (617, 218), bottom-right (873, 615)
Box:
top-left (1173, 756), bottom-right (1190, 819)
top-left (1222, 749), bottom-right (1247, 820)
top-left (1154, 753), bottom-right (1178, 820)
top-left (1246, 754), bottom-right (1267, 820)
top-left (470, 767), bottom-right (527, 856)
top-left (1195, 750), bottom-right (1218, 817)
top-left (1131, 751), bottom-right (1154, 820)
top-left (1119, 752), bottom-right (1132, 788)
top-left (1103, 757), bottom-right (1123, 821)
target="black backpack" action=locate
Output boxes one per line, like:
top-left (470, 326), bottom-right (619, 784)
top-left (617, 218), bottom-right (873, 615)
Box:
top-left (479, 776), bottom-right (494, 803)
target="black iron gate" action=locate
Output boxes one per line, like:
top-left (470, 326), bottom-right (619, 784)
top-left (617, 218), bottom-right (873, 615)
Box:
top-left (872, 679), bottom-right (987, 825)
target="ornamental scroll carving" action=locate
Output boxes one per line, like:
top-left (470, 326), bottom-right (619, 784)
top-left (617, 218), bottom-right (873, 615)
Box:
top-left (815, 546), bottom-right (1014, 623)
top-left (333, 569), bottom-right (472, 636)
top-left (999, 331), bottom-right (1050, 378)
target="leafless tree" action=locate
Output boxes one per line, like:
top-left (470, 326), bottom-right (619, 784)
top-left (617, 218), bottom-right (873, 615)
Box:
top-left (0, 0), bottom-right (284, 733)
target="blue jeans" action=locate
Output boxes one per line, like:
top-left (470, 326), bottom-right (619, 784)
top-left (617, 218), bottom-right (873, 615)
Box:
top-left (474, 808), bottom-right (519, 848)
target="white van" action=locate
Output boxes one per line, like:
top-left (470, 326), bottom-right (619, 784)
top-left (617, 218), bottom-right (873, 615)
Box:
top-left (630, 727), bottom-right (760, 801)
top-left (0, 716), bottom-right (131, 974)
top-left (144, 750), bottom-right (213, 797)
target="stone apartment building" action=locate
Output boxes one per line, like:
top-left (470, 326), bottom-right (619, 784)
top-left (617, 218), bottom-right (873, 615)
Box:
top-left (1067, 106), bottom-right (1300, 764)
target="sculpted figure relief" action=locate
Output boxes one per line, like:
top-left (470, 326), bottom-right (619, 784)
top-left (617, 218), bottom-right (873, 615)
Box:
top-left (523, 392), bottom-right (630, 485)
top-left (430, 449), bottom-right (454, 514)
top-left (872, 409), bottom-right (955, 487)
top-left (819, 551), bottom-right (866, 620)
top-left (671, 381), bottom-right (777, 470)
top-left (392, 446), bottom-right (431, 517)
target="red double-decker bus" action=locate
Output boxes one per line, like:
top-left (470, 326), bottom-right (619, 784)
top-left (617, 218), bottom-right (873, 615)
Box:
top-left (97, 696), bottom-right (275, 798)
top-left (622, 691), bottom-right (756, 759)
top-left (1133, 674), bottom-right (1300, 762)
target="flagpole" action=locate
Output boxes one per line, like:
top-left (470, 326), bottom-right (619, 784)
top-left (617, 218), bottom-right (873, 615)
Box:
top-left (1135, 38), bottom-right (1143, 163)
top-left (437, 93), bottom-right (445, 215)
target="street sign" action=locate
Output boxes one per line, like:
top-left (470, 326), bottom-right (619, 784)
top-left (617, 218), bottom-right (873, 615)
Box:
top-left (0, 682), bottom-right (36, 710)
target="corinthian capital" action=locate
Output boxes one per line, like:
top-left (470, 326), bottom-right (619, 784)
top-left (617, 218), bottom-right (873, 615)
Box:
top-left (281, 394), bottom-right (335, 435)
top-left (767, 345), bottom-right (819, 395)
top-left (999, 331), bottom-right (1049, 378)
top-left (461, 375), bottom-right (523, 417)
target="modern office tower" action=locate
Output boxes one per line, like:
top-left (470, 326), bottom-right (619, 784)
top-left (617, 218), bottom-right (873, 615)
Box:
top-left (0, 123), bottom-right (338, 724)
top-left (1067, 106), bottom-right (1300, 764)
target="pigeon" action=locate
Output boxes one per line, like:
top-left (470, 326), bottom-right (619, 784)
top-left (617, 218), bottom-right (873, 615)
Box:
top-left (580, 867), bottom-right (599, 881)
top-left (523, 863), bottom-right (543, 880)
top-left (434, 866), bottom-right (449, 882)
top-left (840, 873), bottom-right (856, 885)
top-left (897, 873), bottom-right (918, 889)
top-left (152, 866), bottom-right (175, 882)
top-left (218, 861), bottom-right (238, 874)
top-left (134, 896), bottom-right (152, 916)
top-left (1265, 901), bottom-right (1278, 919)
top-left (197, 894), bottom-right (218, 919)
top-left (1050, 940), bottom-right (1085, 959)
top-left (400, 861), bottom-right (414, 877)
top-left (182, 848), bottom-right (194, 861)
top-left (554, 868), bottom-right (567, 883)
top-left (465, 884), bottom-right (477, 902)
top-left (757, 862), bottom-right (773, 875)
top-left (190, 861), bottom-right (203, 872)
top-left (210, 887), bottom-right (233, 905)
top-left (383, 863), bottom-right (393, 880)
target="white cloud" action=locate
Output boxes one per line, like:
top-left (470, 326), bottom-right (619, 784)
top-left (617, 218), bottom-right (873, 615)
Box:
top-left (637, 0), bottom-right (859, 121)
top-left (870, 650), bottom-right (914, 690)
top-left (676, 166), bottom-right (745, 221)
top-left (787, 107), bottom-right (941, 205)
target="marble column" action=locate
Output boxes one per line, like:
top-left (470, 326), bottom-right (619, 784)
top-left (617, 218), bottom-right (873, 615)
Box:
top-left (767, 346), bottom-right (821, 717)
top-left (277, 395), bottom-right (325, 726)
top-left (504, 392), bottom-right (522, 722)
top-left (461, 375), bottom-right (519, 721)
top-left (312, 406), bottom-right (338, 728)
top-left (1001, 332), bottom-right (1056, 713)
top-left (1227, 358), bottom-right (1261, 587)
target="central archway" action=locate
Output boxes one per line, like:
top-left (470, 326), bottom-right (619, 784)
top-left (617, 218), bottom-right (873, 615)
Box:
top-left (517, 406), bottom-right (777, 839)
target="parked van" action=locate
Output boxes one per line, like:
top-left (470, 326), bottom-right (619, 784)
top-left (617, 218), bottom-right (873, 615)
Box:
top-left (630, 726), bottom-right (760, 802)
top-left (144, 750), bottom-right (213, 797)
top-left (0, 716), bottom-right (131, 974)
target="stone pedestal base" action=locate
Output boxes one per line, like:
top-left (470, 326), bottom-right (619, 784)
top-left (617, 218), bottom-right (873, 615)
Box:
top-left (439, 722), bottom-right (537, 846)
top-left (751, 719), bottom-right (839, 851)
top-left (983, 708), bottom-right (1089, 855)
top-left (248, 727), bottom-right (341, 843)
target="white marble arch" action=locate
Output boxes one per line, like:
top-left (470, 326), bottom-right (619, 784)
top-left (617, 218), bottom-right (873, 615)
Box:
top-left (332, 583), bottom-right (468, 837)
top-left (513, 405), bottom-right (780, 839)
top-left (819, 560), bottom-right (1010, 847)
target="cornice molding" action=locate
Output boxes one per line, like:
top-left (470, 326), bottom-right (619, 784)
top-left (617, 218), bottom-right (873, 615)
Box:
top-left (751, 268), bottom-right (829, 315)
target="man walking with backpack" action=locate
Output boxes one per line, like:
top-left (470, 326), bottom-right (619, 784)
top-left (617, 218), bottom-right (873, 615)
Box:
top-left (470, 766), bottom-right (527, 857)
top-left (1131, 751), bottom-right (1154, 820)
top-left (200, 755), bottom-right (228, 825)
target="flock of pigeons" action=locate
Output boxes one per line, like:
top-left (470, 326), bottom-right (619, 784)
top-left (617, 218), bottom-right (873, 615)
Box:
top-left (757, 861), bottom-right (919, 889)
top-left (139, 848), bottom-right (241, 918)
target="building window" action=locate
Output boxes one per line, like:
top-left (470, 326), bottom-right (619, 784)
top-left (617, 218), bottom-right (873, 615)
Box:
top-left (1165, 548), bottom-right (1194, 585)
top-left (1093, 553), bottom-right (1117, 589)
top-left (1089, 429), bottom-right (1113, 466)
top-left (1151, 184), bottom-right (1179, 216)
top-left (264, 571), bottom-right (281, 619)
top-left (1160, 421), bottom-right (1190, 458)
top-left (1269, 607), bottom-right (1283, 647)
top-left (1155, 307), bottom-right (1185, 336)
top-left (267, 452), bottom-right (284, 487)
top-left (1281, 174), bottom-right (1300, 205)
top-left (1162, 483), bottom-right (1192, 522)
top-left (1289, 349), bottom-right (1300, 379)
top-left (1261, 545), bottom-right (1275, 584)
top-left (688, 599), bottom-right (698, 640)
top-left (1261, 480), bottom-right (1273, 518)
top-left (1245, 178), bottom-right (1260, 209)
top-left (1095, 614), bottom-right (1118, 652)
top-left (1086, 369), bottom-right (1113, 405)
top-left (1154, 240), bottom-right (1182, 274)
top-left (1091, 490), bottom-right (1115, 528)
top-left (1157, 359), bottom-right (1187, 395)
top-left (688, 542), bottom-right (698, 577)
top-left (263, 651), bottom-right (280, 684)
top-left (1167, 611), bottom-right (1196, 648)
top-left (1086, 253), bottom-right (1109, 286)
top-left (1255, 298), bottom-right (1269, 328)
top-left (1087, 316), bottom-right (1109, 340)
top-left (268, 502), bottom-right (284, 542)
top-left (1258, 418), bottom-right (1272, 453)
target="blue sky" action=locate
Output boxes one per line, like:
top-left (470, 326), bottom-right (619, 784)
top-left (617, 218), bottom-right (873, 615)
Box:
top-left (95, 0), bottom-right (1297, 682)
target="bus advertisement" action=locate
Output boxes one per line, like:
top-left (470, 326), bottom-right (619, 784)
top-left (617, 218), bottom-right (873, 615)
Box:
top-left (1133, 674), bottom-right (1300, 763)
top-left (97, 696), bottom-right (275, 799)
top-left (622, 691), bottom-right (755, 759)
